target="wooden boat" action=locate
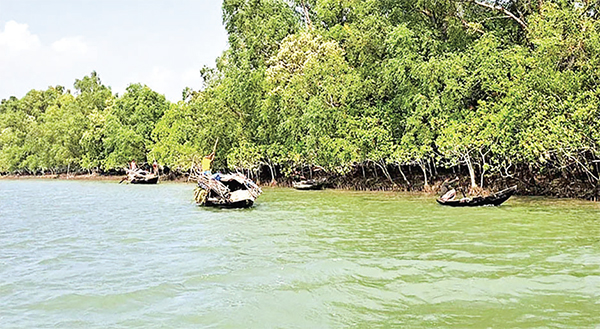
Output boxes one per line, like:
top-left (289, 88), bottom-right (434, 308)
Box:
top-left (193, 173), bottom-right (262, 209)
top-left (126, 168), bottom-right (159, 184)
top-left (292, 179), bottom-right (324, 190)
top-left (130, 175), bottom-right (159, 184)
top-left (436, 185), bottom-right (517, 207)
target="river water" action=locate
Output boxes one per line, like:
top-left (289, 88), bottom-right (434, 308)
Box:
top-left (0, 180), bottom-right (599, 328)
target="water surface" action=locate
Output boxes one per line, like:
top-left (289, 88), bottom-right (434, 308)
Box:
top-left (1, 180), bottom-right (599, 328)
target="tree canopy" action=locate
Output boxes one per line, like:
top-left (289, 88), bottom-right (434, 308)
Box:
top-left (1, 1), bottom-right (599, 192)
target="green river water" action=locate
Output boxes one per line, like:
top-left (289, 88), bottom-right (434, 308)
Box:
top-left (0, 180), bottom-right (599, 328)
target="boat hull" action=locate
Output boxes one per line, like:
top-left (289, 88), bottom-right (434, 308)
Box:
top-left (293, 180), bottom-right (324, 190)
top-left (130, 176), bottom-right (159, 184)
top-left (204, 199), bottom-right (254, 209)
top-left (293, 184), bottom-right (323, 190)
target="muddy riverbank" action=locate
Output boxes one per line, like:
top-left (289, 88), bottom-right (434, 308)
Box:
top-left (3, 165), bottom-right (598, 201)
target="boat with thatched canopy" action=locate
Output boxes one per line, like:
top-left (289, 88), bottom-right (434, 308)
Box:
top-left (193, 173), bottom-right (262, 208)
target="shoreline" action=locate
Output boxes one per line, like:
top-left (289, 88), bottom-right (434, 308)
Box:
top-left (0, 173), bottom-right (194, 183)
top-left (2, 172), bottom-right (599, 202)
top-left (1, 173), bottom-right (123, 181)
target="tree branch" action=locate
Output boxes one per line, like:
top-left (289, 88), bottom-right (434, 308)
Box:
top-left (301, 1), bottom-right (313, 30)
top-left (473, 0), bottom-right (528, 30)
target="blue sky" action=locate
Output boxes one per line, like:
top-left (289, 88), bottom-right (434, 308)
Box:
top-left (0, 0), bottom-right (228, 101)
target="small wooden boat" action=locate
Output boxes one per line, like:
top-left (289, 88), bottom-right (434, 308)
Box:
top-left (130, 175), bottom-right (159, 184)
top-left (193, 173), bottom-right (262, 209)
top-left (436, 185), bottom-right (517, 207)
top-left (126, 169), bottom-right (159, 184)
top-left (292, 179), bottom-right (324, 190)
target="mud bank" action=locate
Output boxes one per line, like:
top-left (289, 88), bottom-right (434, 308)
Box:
top-left (2, 165), bottom-right (599, 201)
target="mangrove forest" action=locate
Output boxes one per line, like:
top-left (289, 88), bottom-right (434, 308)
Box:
top-left (2, 0), bottom-right (600, 199)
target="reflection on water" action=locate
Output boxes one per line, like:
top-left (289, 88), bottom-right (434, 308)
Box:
top-left (0, 180), bottom-right (599, 328)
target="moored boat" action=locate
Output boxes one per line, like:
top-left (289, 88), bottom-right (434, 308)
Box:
top-left (126, 168), bottom-right (159, 184)
top-left (130, 175), bottom-right (159, 184)
top-left (193, 173), bottom-right (262, 209)
top-left (436, 185), bottom-right (517, 207)
top-left (292, 179), bottom-right (325, 190)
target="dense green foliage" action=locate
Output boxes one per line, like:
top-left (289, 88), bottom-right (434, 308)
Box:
top-left (2, 0), bottom-right (600, 189)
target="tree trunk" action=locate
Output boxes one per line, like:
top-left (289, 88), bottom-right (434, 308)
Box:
top-left (375, 160), bottom-right (394, 185)
top-left (267, 162), bottom-right (276, 184)
top-left (396, 163), bottom-right (411, 186)
top-left (464, 154), bottom-right (478, 188)
top-left (419, 161), bottom-right (429, 187)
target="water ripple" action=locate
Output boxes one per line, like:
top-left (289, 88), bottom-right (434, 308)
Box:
top-left (0, 181), bottom-right (599, 328)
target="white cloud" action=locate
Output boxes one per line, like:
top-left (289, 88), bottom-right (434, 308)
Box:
top-left (0, 1), bottom-right (228, 103)
top-left (0, 20), bottom-right (41, 53)
top-left (52, 37), bottom-right (89, 56)
top-left (0, 20), bottom-right (98, 99)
